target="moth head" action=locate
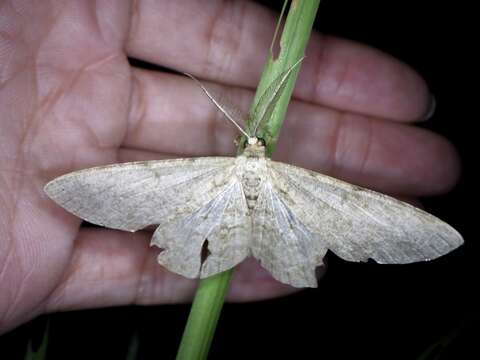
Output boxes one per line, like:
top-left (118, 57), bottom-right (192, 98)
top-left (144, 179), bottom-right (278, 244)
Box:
top-left (242, 136), bottom-right (266, 158)
top-left (245, 136), bottom-right (266, 148)
top-left (246, 136), bottom-right (259, 145)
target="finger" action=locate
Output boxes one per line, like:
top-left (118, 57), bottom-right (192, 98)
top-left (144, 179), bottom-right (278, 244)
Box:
top-left (44, 228), bottom-right (298, 312)
top-left (126, 69), bottom-right (247, 157)
top-left (127, 0), bottom-right (430, 121)
top-left (125, 70), bottom-right (459, 196)
top-left (118, 148), bottom-right (179, 162)
top-left (275, 101), bottom-right (461, 197)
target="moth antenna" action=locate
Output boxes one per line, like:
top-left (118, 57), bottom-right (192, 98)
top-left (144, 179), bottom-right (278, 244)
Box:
top-left (183, 72), bottom-right (252, 140)
top-left (251, 56), bottom-right (305, 136)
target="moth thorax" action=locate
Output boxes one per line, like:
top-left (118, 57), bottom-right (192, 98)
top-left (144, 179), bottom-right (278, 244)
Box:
top-left (240, 156), bottom-right (266, 210)
top-left (243, 172), bottom-right (262, 210)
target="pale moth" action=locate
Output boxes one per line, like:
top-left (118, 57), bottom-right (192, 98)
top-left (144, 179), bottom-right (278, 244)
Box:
top-left (44, 60), bottom-right (463, 288)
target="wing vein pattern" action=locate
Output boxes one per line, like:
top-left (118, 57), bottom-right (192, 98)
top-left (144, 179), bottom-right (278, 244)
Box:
top-left (267, 160), bottom-right (463, 266)
top-left (45, 158), bottom-right (236, 232)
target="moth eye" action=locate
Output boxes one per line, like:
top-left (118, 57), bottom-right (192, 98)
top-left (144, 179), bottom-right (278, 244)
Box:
top-left (256, 138), bottom-right (266, 147)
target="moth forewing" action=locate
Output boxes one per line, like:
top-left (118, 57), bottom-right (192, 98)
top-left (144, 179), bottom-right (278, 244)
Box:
top-left (44, 157), bottom-right (237, 233)
top-left (266, 160), bottom-right (463, 267)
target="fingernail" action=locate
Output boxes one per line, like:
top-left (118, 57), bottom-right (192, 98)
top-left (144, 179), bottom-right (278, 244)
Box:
top-left (422, 94), bottom-right (436, 121)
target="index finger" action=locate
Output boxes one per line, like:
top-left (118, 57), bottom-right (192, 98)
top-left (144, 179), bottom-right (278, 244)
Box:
top-left (126, 0), bottom-right (431, 122)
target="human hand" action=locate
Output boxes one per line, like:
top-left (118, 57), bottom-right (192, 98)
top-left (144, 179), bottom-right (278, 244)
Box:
top-left (0, 0), bottom-right (459, 334)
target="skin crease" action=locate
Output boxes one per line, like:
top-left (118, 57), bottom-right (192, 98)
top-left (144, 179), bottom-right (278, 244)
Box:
top-left (0, 0), bottom-right (461, 334)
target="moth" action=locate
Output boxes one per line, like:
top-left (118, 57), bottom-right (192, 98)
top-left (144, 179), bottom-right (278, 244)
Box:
top-left (44, 60), bottom-right (463, 288)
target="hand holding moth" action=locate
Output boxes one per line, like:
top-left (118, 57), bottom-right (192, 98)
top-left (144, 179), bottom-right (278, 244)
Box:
top-left (44, 62), bottom-right (462, 287)
top-left (0, 0), bottom-right (460, 334)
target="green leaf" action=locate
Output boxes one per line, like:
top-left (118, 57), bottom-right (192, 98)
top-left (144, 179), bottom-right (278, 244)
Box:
top-left (248, 56), bottom-right (304, 138)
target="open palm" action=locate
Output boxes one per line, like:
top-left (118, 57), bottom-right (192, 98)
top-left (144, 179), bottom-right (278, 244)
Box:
top-left (0, 0), bottom-right (460, 334)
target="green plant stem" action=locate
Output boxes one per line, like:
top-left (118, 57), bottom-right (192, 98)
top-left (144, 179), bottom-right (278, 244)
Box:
top-left (176, 1), bottom-right (320, 359)
top-left (24, 317), bottom-right (49, 360)
top-left (251, 0), bottom-right (321, 156)
top-left (176, 270), bottom-right (233, 360)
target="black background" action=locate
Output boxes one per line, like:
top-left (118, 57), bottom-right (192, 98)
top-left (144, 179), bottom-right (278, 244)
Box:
top-left (1, 0), bottom-right (476, 359)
